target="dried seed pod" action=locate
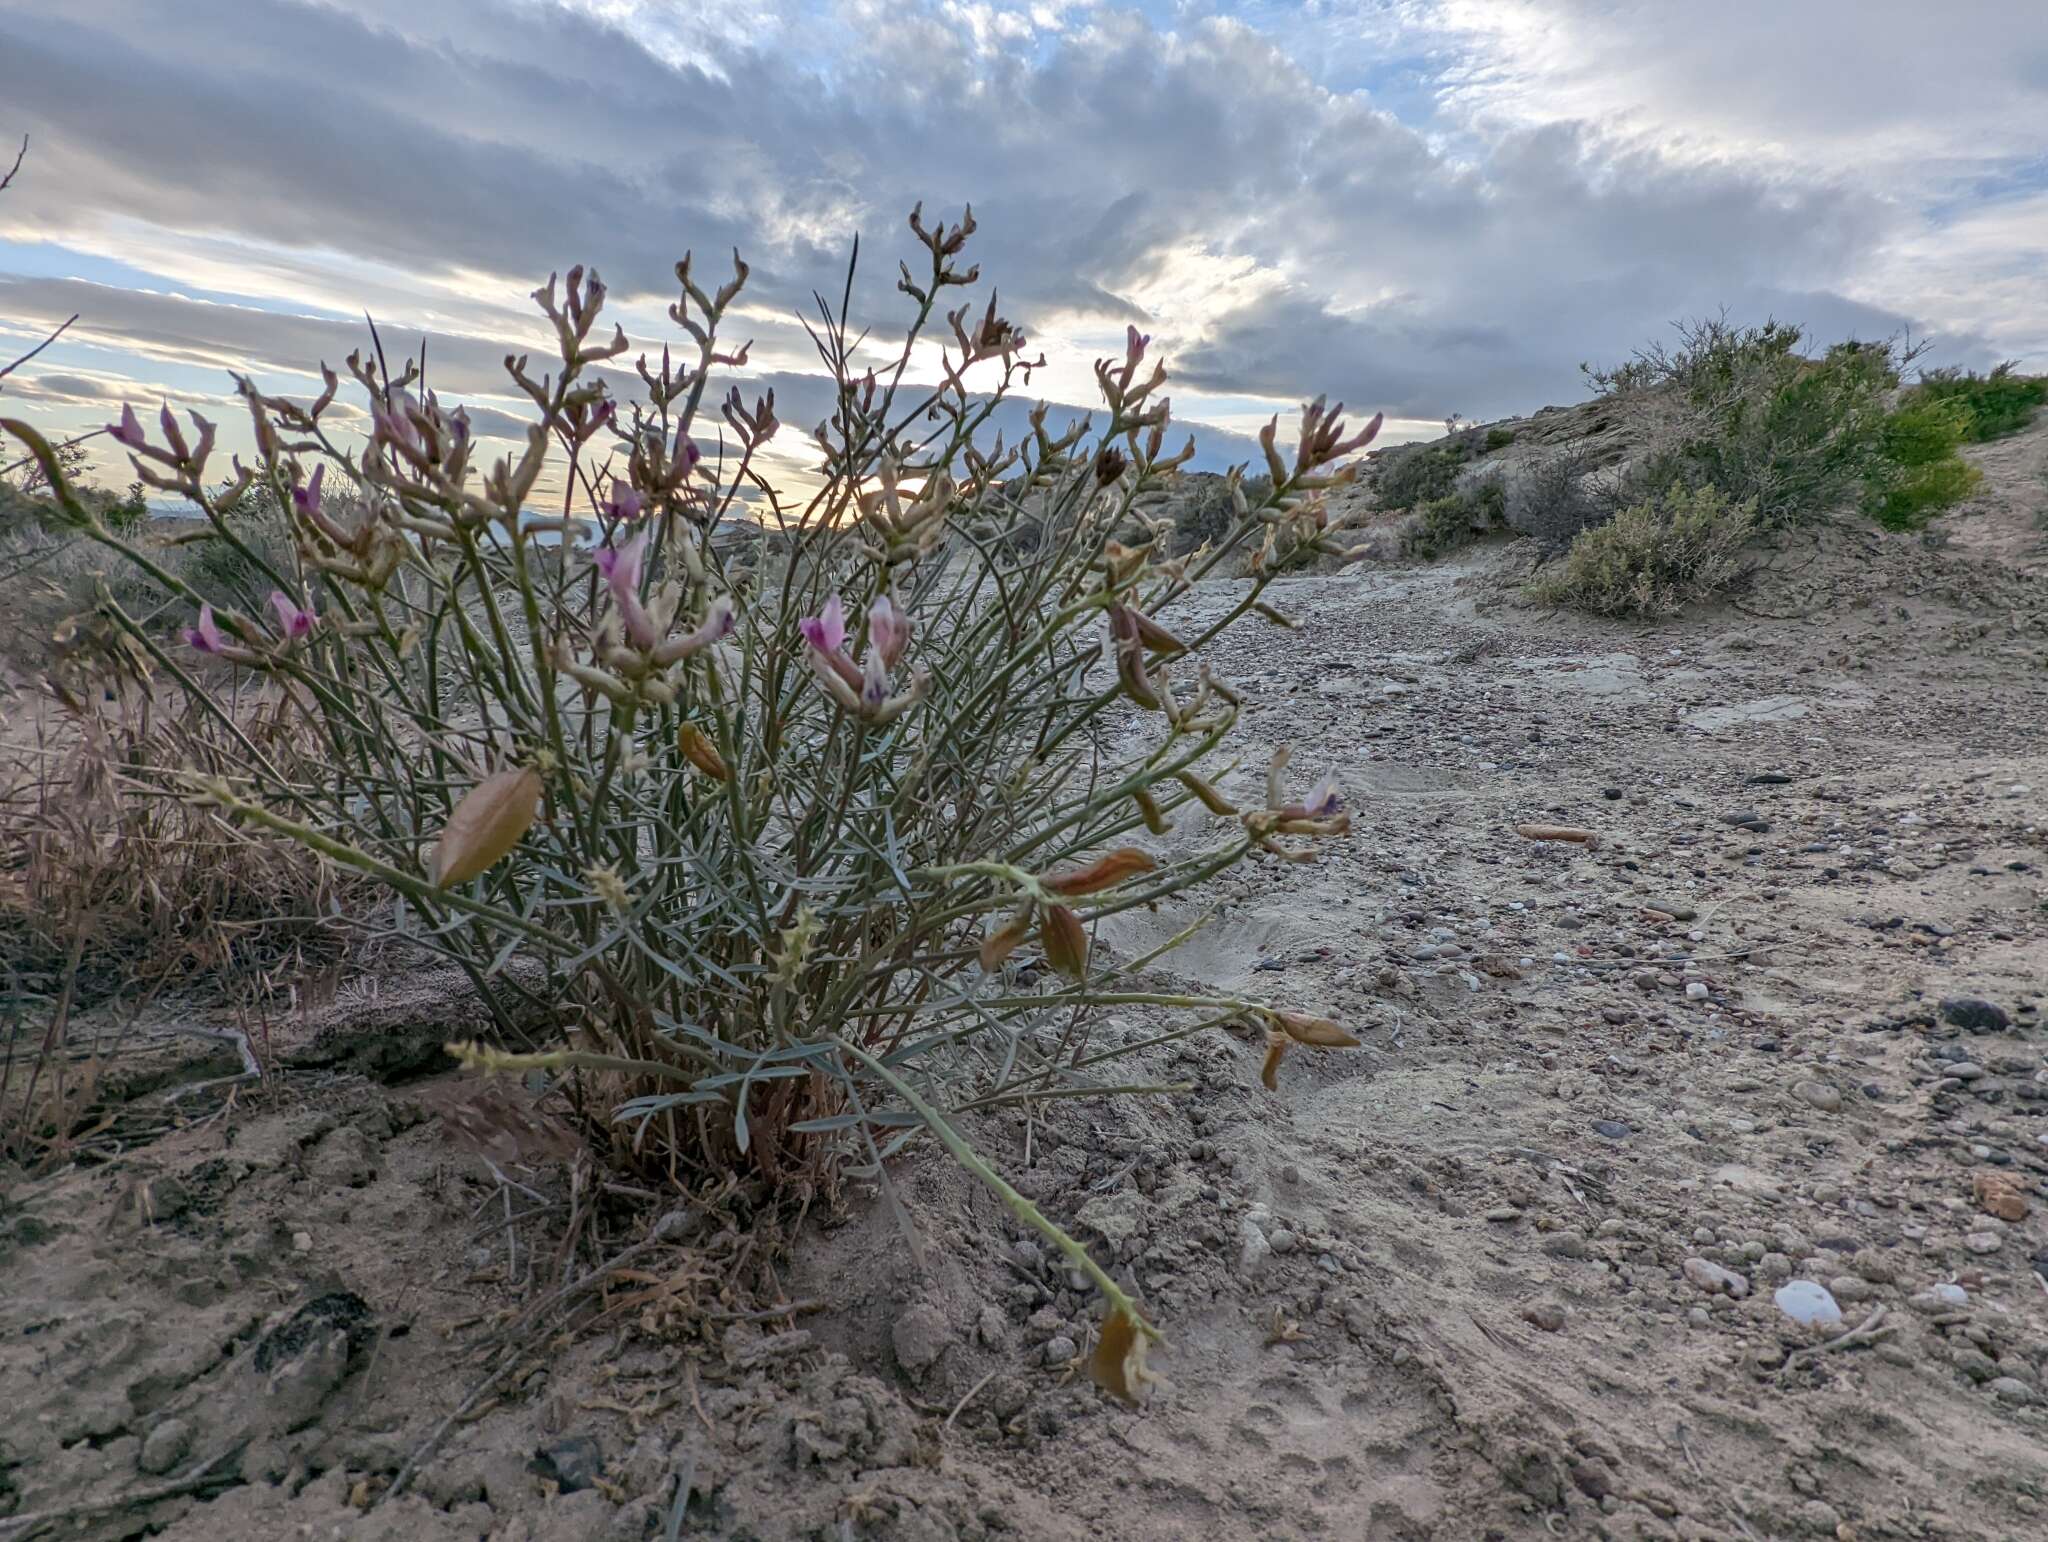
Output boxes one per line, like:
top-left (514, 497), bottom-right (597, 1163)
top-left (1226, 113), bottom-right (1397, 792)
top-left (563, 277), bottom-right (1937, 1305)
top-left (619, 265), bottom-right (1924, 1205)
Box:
top-left (1274, 1011), bottom-right (1359, 1048)
top-left (678, 723), bottom-right (731, 781)
top-left (1133, 787), bottom-right (1171, 835)
top-left (1089, 1307), bottom-right (1156, 1406)
top-left (1041, 847), bottom-right (1156, 897)
top-left (1260, 1024), bottom-right (1288, 1091)
top-left (1176, 770), bottom-right (1238, 817)
top-left (1040, 904), bottom-right (1088, 979)
top-left (433, 767), bottom-right (542, 886)
top-left (978, 910), bottom-right (1034, 973)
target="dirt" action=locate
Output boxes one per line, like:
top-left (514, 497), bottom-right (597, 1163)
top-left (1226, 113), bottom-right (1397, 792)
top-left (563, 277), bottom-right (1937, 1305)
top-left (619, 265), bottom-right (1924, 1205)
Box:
top-left (4, 420), bottom-right (2047, 1541)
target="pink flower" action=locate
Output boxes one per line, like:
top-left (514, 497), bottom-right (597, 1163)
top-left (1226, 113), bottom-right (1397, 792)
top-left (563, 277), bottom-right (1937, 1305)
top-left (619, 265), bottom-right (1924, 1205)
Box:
top-left (798, 593), bottom-right (846, 656)
top-left (867, 594), bottom-right (911, 669)
top-left (268, 590), bottom-right (317, 641)
top-left (107, 404), bottom-right (147, 451)
top-left (1304, 775), bottom-right (1342, 819)
top-left (652, 595), bottom-right (735, 665)
top-left (594, 533), bottom-right (658, 650)
top-left (183, 603), bottom-right (225, 654)
top-left (601, 480), bottom-right (642, 523)
top-left (292, 463), bottom-right (325, 520)
top-left (1125, 325), bottom-right (1150, 369)
top-left (861, 649), bottom-right (889, 709)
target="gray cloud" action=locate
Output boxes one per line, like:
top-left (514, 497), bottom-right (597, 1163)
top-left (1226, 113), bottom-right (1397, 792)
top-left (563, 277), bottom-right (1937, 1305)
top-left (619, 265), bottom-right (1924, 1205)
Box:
top-left (0, 0), bottom-right (2026, 458)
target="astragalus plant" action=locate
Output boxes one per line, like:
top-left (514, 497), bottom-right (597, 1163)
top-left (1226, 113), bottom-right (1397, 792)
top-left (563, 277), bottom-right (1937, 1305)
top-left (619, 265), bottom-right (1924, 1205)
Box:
top-left (2, 207), bottom-right (1379, 1387)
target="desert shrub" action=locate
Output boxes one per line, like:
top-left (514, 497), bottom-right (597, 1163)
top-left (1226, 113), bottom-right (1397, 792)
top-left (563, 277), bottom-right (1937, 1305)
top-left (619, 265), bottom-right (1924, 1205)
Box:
top-left (1528, 482), bottom-right (1759, 618)
top-left (1497, 444), bottom-right (1616, 552)
top-left (1906, 363), bottom-right (2048, 442)
top-left (1166, 470), bottom-right (1271, 555)
top-left (1586, 318), bottom-right (1901, 526)
top-left (1406, 482), bottom-right (1505, 558)
top-left (1864, 397), bottom-right (1982, 530)
top-left (1374, 429), bottom-right (1484, 511)
top-left (4, 211), bottom-right (1382, 1357)
top-left (1484, 427), bottom-right (1516, 452)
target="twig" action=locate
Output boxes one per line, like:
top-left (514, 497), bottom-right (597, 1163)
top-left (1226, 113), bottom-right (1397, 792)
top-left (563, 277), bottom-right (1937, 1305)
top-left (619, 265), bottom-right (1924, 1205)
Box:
top-left (0, 314), bottom-right (78, 385)
top-left (380, 1352), bottom-right (528, 1505)
top-left (944, 1368), bottom-right (1000, 1431)
top-left (1779, 1305), bottom-right (1895, 1377)
top-left (1515, 823), bottom-right (1601, 849)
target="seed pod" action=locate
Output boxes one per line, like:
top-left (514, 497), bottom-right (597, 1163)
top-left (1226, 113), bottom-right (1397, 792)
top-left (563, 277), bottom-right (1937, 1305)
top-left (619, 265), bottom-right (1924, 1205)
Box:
top-left (1260, 1024), bottom-right (1288, 1091)
top-left (1040, 904), bottom-right (1088, 979)
top-left (433, 767), bottom-right (542, 887)
top-left (1042, 847), bottom-right (1156, 897)
top-left (678, 723), bottom-right (731, 781)
top-left (1129, 608), bottom-right (1187, 656)
top-left (1089, 1306), bottom-right (1155, 1406)
top-left (978, 910), bottom-right (1034, 973)
top-left (1176, 770), bottom-right (1238, 817)
top-left (1133, 787), bottom-right (1171, 835)
top-left (1274, 1011), bottom-right (1359, 1048)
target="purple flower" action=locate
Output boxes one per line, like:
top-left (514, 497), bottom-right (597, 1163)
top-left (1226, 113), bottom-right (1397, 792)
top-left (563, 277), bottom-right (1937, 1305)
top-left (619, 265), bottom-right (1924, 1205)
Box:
top-left (1304, 775), bottom-right (1342, 819)
top-left (653, 595), bottom-right (735, 665)
top-left (601, 480), bottom-right (643, 523)
top-left (292, 463), bottom-right (325, 520)
top-left (183, 603), bottom-right (225, 654)
top-left (107, 404), bottom-right (147, 451)
top-left (798, 593), bottom-right (846, 656)
top-left (867, 594), bottom-right (911, 669)
top-left (594, 533), bottom-right (658, 650)
top-left (861, 648), bottom-right (889, 709)
top-left (268, 590), bottom-right (317, 641)
top-left (1125, 325), bottom-right (1150, 368)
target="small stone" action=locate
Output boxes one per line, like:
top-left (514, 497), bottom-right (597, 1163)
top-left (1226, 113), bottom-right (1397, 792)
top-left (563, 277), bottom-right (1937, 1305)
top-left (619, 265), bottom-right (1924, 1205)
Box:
top-left (1772, 1281), bottom-right (1842, 1328)
top-left (1686, 982), bottom-right (1709, 1000)
top-left (1796, 1499), bottom-right (1842, 1536)
top-left (532, 1436), bottom-right (604, 1494)
top-left (1828, 1275), bottom-right (1877, 1304)
top-left (1043, 1335), bottom-right (1078, 1366)
top-left (1954, 1347), bottom-right (1998, 1383)
top-left (892, 1302), bottom-right (951, 1374)
top-left (1267, 1227), bottom-right (1298, 1255)
top-left (1591, 1119), bottom-right (1630, 1141)
top-left (139, 1418), bottom-right (193, 1476)
top-left (1683, 1257), bottom-right (1749, 1298)
top-left (1973, 1170), bottom-right (2031, 1222)
top-left (1687, 1307), bottom-right (1712, 1328)
top-left (1965, 1232), bottom-right (2004, 1254)
top-left (1910, 1283), bottom-right (1969, 1312)
top-left (1942, 998), bottom-right (2011, 1033)
top-left (1795, 1081), bottom-right (1842, 1113)
top-left (1991, 1377), bottom-right (2036, 1404)
top-left (1521, 1301), bottom-right (1566, 1333)
top-left (292, 1231), bottom-right (313, 1253)
top-left (1949, 1062), bottom-right (1987, 1081)
top-left (1483, 1205), bottom-right (1525, 1223)
top-left (1541, 1232), bottom-right (1588, 1260)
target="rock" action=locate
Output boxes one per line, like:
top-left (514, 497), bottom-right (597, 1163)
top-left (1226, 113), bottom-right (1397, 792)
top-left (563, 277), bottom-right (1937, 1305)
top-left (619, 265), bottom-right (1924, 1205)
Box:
top-left (1965, 1232), bottom-right (2004, 1254)
top-left (1042, 1335), bottom-right (1078, 1366)
top-left (1910, 1284), bottom-right (1969, 1312)
top-left (1943, 998), bottom-right (2011, 1033)
top-left (1238, 1217), bottom-right (1273, 1273)
top-left (1796, 1499), bottom-right (1842, 1536)
top-left (1521, 1301), bottom-right (1566, 1333)
top-left (1973, 1170), bottom-right (2031, 1222)
top-left (1683, 1257), bottom-right (1749, 1298)
top-left (1772, 1281), bottom-right (1842, 1328)
top-left (1828, 1275), bottom-right (1877, 1304)
top-left (1757, 1252), bottom-right (1794, 1284)
top-left (1591, 1119), bottom-right (1631, 1141)
top-left (305, 1125), bottom-right (381, 1188)
top-left (531, 1436), bottom-right (605, 1494)
top-left (265, 1329), bottom-right (351, 1433)
top-left (976, 1305), bottom-right (1008, 1349)
top-left (1954, 1348), bottom-right (1998, 1383)
top-left (1795, 1081), bottom-right (1842, 1113)
top-left (1991, 1377), bottom-right (2036, 1404)
top-left (1268, 1227), bottom-right (1298, 1255)
top-left (1483, 1205), bottom-right (1525, 1223)
top-left (138, 1417), bottom-right (193, 1476)
top-left (891, 1303), bottom-right (950, 1375)
top-left (1949, 1062), bottom-right (1987, 1081)
top-left (1685, 982), bottom-right (1709, 1000)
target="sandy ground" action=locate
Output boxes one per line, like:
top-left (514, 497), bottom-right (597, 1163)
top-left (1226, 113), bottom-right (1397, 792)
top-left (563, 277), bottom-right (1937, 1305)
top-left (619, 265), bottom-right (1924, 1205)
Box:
top-left (3, 420), bottom-right (2046, 1541)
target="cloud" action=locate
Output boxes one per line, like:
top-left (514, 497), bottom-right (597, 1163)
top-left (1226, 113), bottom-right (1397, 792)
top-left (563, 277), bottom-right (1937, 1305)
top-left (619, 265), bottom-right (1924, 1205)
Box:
top-left (0, 0), bottom-right (2035, 494)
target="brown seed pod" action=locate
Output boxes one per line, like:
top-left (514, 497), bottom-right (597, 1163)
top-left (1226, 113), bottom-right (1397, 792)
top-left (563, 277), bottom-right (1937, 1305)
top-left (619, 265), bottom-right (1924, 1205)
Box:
top-left (1041, 847), bottom-right (1156, 896)
top-left (433, 767), bottom-right (542, 887)
top-left (1274, 1010), bottom-right (1359, 1048)
top-left (1176, 770), bottom-right (1238, 816)
top-left (677, 722), bottom-right (731, 780)
top-left (1040, 904), bottom-right (1089, 978)
top-left (1260, 1024), bottom-right (1288, 1091)
top-left (1089, 1306), bottom-right (1156, 1406)
top-left (978, 910), bottom-right (1034, 973)
top-left (1133, 787), bottom-right (1171, 835)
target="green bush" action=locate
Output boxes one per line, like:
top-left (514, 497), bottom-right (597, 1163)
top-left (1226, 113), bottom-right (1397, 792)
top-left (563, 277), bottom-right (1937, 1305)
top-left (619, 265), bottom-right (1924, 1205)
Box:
top-left (1406, 482), bottom-right (1505, 558)
top-left (1484, 427), bottom-right (1516, 452)
top-left (1863, 396), bottom-right (1982, 529)
top-left (1528, 482), bottom-right (1759, 617)
top-left (1905, 364), bottom-right (2048, 442)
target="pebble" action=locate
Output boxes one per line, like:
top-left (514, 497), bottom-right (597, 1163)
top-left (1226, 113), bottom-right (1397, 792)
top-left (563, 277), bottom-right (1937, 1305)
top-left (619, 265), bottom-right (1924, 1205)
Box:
top-left (1521, 1301), bottom-right (1566, 1333)
top-left (1964, 1232), bottom-right (2004, 1254)
top-left (1483, 1205), bottom-right (1524, 1223)
top-left (1828, 1275), bottom-right (1877, 1304)
top-left (138, 1418), bottom-right (193, 1476)
top-left (1043, 1335), bottom-right (1078, 1366)
top-left (1772, 1280), bottom-right (1842, 1328)
top-left (1911, 1283), bottom-right (1969, 1311)
top-left (1942, 998), bottom-right (2011, 1032)
top-left (891, 1303), bottom-right (951, 1374)
top-left (1991, 1377), bottom-right (2036, 1404)
top-left (1795, 1081), bottom-right (1842, 1113)
top-left (1268, 1227), bottom-right (1298, 1255)
top-left (1683, 1257), bottom-right (1749, 1298)
top-left (1591, 1119), bottom-right (1630, 1141)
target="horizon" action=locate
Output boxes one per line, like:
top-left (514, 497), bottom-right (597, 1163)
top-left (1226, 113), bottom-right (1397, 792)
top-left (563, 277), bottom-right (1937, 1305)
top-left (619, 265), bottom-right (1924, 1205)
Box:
top-left (2, 1), bottom-right (2043, 507)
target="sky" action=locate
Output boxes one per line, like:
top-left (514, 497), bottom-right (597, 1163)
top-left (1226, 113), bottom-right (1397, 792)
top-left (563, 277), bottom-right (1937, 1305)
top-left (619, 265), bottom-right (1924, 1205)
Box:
top-left (1, 0), bottom-right (2044, 503)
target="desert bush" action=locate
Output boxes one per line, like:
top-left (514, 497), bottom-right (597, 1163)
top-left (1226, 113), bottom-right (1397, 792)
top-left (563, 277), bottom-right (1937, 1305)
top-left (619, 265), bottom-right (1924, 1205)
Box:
top-left (4, 210), bottom-right (1382, 1361)
top-left (1483, 427), bottom-right (1516, 452)
top-left (1405, 482), bottom-right (1505, 558)
top-left (1864, 397), bottom-right (1982, 530)
top-left (1905, 363), bottom-right (2048, 442)
top-left (1167, 470), bottom-right (1272, 556)
top-left (1373, 428), bottom-right (1485, 511)
top-left (1528, 482), bottom-right (1759, 618)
